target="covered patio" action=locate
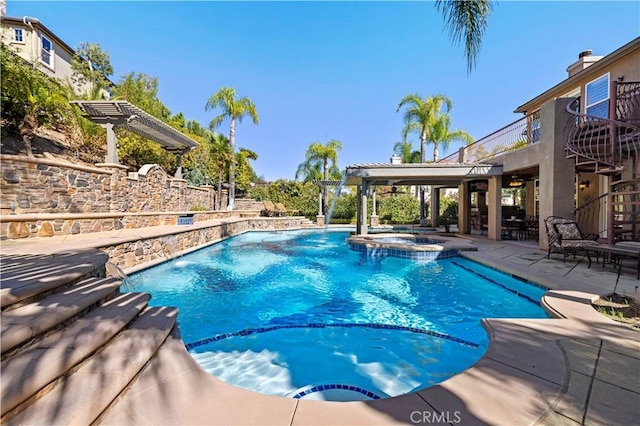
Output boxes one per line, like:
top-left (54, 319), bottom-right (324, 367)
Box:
top-left (345, 161), bottom-right (506, 238)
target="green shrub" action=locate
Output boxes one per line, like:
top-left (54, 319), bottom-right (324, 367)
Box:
top-left (378, 194), bottom-right (419, 224)
top-left (330, 194), bottom-right (356, 220)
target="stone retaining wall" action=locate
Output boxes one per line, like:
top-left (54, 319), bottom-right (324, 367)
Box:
top-left (103, 217), bottom-right (310, 270)
top-left (0, 210), bottom-right (262, 240)
top-left (0, 155), bottom-right (221, 215)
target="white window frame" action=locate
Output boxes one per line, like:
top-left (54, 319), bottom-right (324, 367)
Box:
top-left (13, 28), bottom-right (24, 43)
top-left (585, 73), bottom-right (610, 118)
top-left (40, 34), bottom-right (54, 69)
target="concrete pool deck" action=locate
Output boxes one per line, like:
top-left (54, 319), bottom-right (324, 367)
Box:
top-left (1, 220), bottom-right (638, 425)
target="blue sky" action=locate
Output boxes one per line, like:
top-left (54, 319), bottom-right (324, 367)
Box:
top-left (7, 1), bottom-right (640, 181)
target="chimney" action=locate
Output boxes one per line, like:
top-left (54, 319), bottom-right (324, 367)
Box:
top-left (390, 154), bottom-right (402, 165)
top-left (0, 0), bottom-right (6, 17)
top-left (566, 49), bottom-right (604, 78)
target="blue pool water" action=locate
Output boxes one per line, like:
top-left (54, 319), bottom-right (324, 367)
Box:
top-left (129, 230), bottom-right (548, 400)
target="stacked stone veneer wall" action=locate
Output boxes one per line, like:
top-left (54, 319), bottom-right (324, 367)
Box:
top-left (104, 217), bottom-right (310, 270)
top-left (0, 155), bottom-right (241, 239)
top-left (235, 199), bottom-right (266, 210)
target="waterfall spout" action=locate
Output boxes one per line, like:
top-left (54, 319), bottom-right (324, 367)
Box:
top-left (105, 261), bottom-right (134, 292)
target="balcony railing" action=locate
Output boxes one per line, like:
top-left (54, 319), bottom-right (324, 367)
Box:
top-left (616, 81), bottom-right (640, 125)
top-left (439, 110), bottom-right (541, 163)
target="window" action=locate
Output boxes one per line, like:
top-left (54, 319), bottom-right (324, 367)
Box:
top-left (585, 74), bottom-right (609, 118)
top-left (40, 35), bottom-right (53, 67)
top-left (13, 28), bottom-right (23, 43)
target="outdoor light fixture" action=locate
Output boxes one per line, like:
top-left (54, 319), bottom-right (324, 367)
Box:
top-left (579, 180), bottom-right (590, 191)
top-left (508, 177), bottom-right (525, 188)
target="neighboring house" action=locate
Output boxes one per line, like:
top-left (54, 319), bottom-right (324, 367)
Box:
top-left (0, 12), bottom-right (109, 96)
top-left (347, 37), bottom-right (639, 247)
top-left (0, 15), bottom-right (76, 83)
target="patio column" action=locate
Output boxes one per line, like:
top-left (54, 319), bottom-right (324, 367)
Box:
top-left (488, 175), bottom-right (502, 240)
top-left (538, 98), bottom-right (575, 250)
top-left (370, 187), bottom-right (379, 227)
top-left (356, 185), bottom-right (362, 234)
top-left (458, 181), bottom-right (471, 234)
top-left (360, 181), bottom-right (369, 235)
top-left (316, 188), bottom-right (324, 226)
top-left (430, 186), bottom-right (440, 227)
top-left (103, 122), bottom-right (119, 164)
top-left (174, 153), bottom-right (183, 179)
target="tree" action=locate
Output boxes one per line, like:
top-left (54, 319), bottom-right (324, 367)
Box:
top-left (435, 0), bottom-right (493, 73)
top-left (430, 114), bottom-right (474, 161)
top-left (393, 140), bottom-right (421, 196)
top-left (397, 94), bottom-right (452, 225)
top-left (71, 42), bottom-right (113, 99)
top-left (393, 140), bottom-right (421, 164)
top-left (397, 94), bottom-right (453, 163)
top-left (205, 87), bottom-right (259, 210)
top-left (209, 132), bottom-right (233, 210)
top-left (295, 161), bottom-right (323, 183)
top-left (298, 140), bottom-right (343, 215)
top-left (235, 147), bottom-right (259, 193)
top-left (1, 44), bottom-right (73, 157)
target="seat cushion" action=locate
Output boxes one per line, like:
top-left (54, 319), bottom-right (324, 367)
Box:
top-left (554, 222), bottom-right (582, 240)
top-left (561, 239), bottom-right (594, 248)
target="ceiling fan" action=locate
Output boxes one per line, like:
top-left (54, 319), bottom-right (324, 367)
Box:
top-left (377, 185), bottom-right (408, 195)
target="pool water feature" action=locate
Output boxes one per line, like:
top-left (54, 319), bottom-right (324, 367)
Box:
top-left (129, 230), bottom-right (549, 401)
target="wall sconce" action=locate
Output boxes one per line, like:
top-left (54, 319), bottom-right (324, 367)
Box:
top-left (579, 180), bottom-right (590, 191)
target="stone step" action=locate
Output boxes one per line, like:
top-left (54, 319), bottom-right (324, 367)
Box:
top-left (1, 277), bottom-right (122, 357)
top-left (5, 306), bottom-right (178, 426)
top-left (0, 292), bottom-right (151, 417)
top-left (0, 251), bottom-right (109, 310)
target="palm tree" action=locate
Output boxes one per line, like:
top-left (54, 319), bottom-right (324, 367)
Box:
top-left (430, 114), bottom-right (474, 162)
top-left (393, 140), bottom-right (421, 164)
top-left (397, 94), bottom-right (452, 225)
top-left (295, 161), bottom-right (323, 183)
top-left (205, 87), bottom-right (258, 210)
top-left (208, 132), bottom-right (233, 210)
top-left (435, 0), bottom-right (493, 73)
top-left (393, 140), bottom-right (422, 197)
top-left (397, 94), bottom-right (453, 163)
top-left (298, 140), bottom-right (343, 214)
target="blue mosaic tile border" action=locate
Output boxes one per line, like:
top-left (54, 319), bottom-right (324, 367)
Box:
top-left (185, 322), bottom-right (479, 350)
top-left (451, 260), bottom-right (542, 306)
top-left (348, 242), bottom-right (459, 261)
top-left (458, 254), bottom-right (549, 291)
top-left (292, 384), bottom-right (382, 400)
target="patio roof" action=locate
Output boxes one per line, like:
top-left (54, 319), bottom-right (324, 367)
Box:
top-left (345, 162), bottom-right (503, 187)
top-left (71, 100), bottom-right (198, 155)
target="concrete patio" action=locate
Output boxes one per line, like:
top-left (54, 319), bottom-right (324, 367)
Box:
top-left (1, 220), bottom-right (638, 425)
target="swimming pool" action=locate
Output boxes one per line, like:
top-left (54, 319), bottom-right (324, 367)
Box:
top-left (129, 230), bottom-right (548, 401)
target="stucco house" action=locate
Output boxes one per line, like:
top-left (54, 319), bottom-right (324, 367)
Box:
top-left (347, 37), bottom-right (640, 249)
top-left (0, 8), bottom-right (107, 96)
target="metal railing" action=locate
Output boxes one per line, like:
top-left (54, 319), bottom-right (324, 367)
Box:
top-left (563, 99), bottom-right (639, 170)
top-left (573, 179), bottom-right (640, 242)
top-left (439, 110), bottom-right (540, 163)
top-left (616, 81), bottom-right (640, 124)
